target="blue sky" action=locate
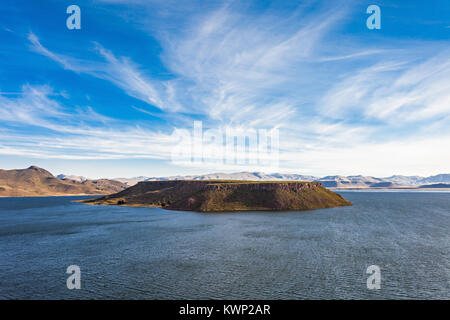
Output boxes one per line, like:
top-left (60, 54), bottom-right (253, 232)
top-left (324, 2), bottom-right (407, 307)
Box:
top-left (0, 0), bottom-right (450, 178)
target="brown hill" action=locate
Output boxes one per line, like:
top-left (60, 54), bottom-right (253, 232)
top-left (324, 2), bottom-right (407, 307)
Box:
top-left (0, 166), bottom-right (127, 197)
top-left (82, 180), bottom-right (352, 212)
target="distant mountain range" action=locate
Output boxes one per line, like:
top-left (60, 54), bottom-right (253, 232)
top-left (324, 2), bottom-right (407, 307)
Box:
top-left (2, 166), bottom-right (449, 197)
top-left (0, 166), bottom-right (127, 197)
top-left (113, 172), bottom-right (450, 189)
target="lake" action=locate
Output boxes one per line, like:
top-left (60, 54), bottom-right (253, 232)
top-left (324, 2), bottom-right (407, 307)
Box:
top-left (0, 191), bottom-right (449, 299)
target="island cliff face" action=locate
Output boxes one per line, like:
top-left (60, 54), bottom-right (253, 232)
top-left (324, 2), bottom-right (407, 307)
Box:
top-left (82, 180), bottom-right (352, 212)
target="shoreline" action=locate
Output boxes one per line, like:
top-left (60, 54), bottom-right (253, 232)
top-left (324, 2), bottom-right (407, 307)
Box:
top-left (0, 194), bottom-right (105, 198)
top-left (76, 200), bottom-right (161, 209)
top-left (1, 187), bottom-right (450, 198)
top-left (331, 187), bottom-right (450, 191)
top-left (78, 200), bottom-right (352, 212)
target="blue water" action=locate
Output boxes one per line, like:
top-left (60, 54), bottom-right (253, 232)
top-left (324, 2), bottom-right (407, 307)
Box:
top-left (0, 192), bottom-right (449, 299)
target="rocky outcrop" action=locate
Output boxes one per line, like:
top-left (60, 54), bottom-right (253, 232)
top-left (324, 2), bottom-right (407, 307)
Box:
top-left (82, 180), bottom-right (352, 212)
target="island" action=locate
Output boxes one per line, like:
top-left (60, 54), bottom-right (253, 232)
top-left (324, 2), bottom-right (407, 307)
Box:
top-left (81, 180), bottom-right (352, 212)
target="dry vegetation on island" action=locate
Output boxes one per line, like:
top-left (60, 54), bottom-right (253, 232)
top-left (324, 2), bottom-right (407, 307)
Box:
top-left (82, 180), bottom-right (352, 212)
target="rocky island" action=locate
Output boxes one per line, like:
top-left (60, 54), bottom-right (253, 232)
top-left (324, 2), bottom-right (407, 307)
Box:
top-left (81, 180), bottom-right (352, 212)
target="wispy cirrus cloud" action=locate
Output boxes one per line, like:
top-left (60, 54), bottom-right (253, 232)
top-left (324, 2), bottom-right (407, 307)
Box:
top-left (321, 52), bottom-right (450, 124)
top-left (155, 5), bottom-right (347, 127)
top-left (0, 84), bottom-right (179, 160)
top-left (28, 32), bottom-right (173, 111)
top-left (28, 4), bottom-right (351, 128)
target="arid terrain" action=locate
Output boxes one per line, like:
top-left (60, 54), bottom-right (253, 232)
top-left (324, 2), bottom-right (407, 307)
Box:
top-left (82, 180), bottom-right (352, 212)
top-left (0, 166), bottom-right (127, 197)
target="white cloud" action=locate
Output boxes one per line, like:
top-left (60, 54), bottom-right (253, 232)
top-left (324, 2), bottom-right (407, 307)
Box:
top-left (321, 52), bottom-right (450, 124)
top-left (28, 33), bottom-right (174, 111)
top-left (156, 6), bottom-right (345, 127)
top-left (0, 85), bottom-right (178, 160)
